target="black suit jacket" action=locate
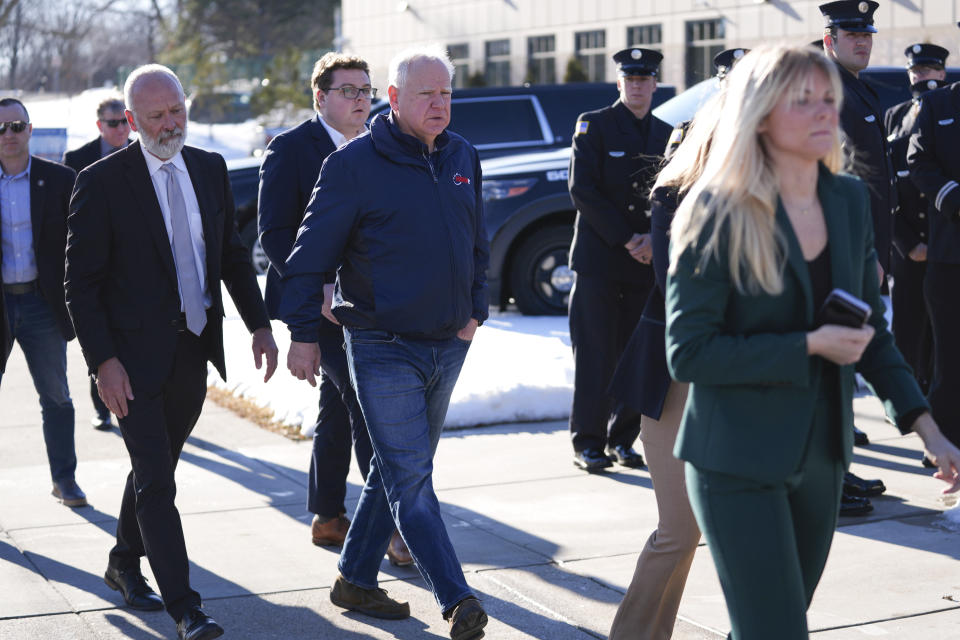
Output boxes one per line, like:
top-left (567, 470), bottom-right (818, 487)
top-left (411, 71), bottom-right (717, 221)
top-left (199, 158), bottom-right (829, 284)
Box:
top-left (65, 142), bottom-right (269, 393)
top-left (568, 100), bottom-right (672, 282)
top-left (62, 136), bottom-right (132, 174)
top-left (0, 156), bottom-right (76, 372)
top-left (258, 115), bottom-right (336, 318)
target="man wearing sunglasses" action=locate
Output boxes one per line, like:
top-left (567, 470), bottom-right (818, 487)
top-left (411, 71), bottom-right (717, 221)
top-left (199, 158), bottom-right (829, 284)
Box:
top-left (258, 52), bottom-right (412, 565)
top-left (62, 96), bottom-right (132, 433)
top-left (0, 97), bottom-right (85, 508)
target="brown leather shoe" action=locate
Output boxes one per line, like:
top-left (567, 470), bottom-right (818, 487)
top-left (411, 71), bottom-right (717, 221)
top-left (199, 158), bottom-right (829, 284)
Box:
top-left (386, 529), bottom-right (414, 567)
top-left (311, 513), bottom-right (350, 546)
top-left (444, 596), bottom-right (487, 640)
top-left (329, 575), bottom-right (410, 619)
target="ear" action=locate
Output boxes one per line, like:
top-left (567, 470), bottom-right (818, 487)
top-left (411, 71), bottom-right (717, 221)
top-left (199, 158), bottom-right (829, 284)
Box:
top-left (616, 76), bottom-right (624, 92)
top-left (315, 89), bottom-right (326, 112)
top-left (125, 110), bottom-right (138, 133)
top-left (96, 120), bottom-right (105, 135)
top-left (388, 85), bottom-right (400, 111)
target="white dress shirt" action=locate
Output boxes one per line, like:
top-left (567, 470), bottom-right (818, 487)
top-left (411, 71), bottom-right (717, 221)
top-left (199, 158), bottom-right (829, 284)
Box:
top-left (140, 144), bottom-right (211, 308)
top-left (318, 114), bottom-right (348, 148)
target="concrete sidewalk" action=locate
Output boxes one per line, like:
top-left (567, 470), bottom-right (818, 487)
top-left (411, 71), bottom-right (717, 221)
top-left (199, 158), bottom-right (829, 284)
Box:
top-left (1, 341), bottom-right (958, 639)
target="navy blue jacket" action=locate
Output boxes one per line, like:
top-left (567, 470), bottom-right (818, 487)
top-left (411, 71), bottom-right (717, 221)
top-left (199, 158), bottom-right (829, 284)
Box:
top-left (257, 115), bottom-right (336, 318)
top-left (280, 112), bottom-right (489, 341)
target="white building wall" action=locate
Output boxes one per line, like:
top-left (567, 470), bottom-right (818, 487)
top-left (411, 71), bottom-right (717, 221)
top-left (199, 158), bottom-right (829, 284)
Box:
top-left (342, 1), bottom-right (960, 90)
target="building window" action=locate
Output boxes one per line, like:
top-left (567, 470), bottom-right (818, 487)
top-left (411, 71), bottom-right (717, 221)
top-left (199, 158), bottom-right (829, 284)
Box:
top-left (575, 30), bottom-right (606, 82)
top-left (527, 35), bottom-right (555, 84)
top-left (626, 24), bottom-right (663, 80)
top-left (686, 19), bottom-right (725, 88)
top-left (485, 39), bottom-right (511, 86)
top-left (448, 43), bottom-right (469, 88)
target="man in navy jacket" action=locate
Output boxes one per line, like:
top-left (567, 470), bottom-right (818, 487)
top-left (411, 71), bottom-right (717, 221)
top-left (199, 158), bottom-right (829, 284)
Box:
top-left (257, 52), bottom-right (409, 564)
top-left (281, 46), bottom-right (489, 640)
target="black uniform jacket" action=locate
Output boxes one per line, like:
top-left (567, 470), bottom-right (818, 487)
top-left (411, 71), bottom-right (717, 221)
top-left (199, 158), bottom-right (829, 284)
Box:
top-left (837, 64), bottom-right (897, 272)
top-left (258, 115), bottom-right (336, 319)
top-left (568, 100), bottom-right (672, 282)
top-left (65, 142), bottom-right (270, 393)
top-left (907, 82), bottom-right (960, 264)
top-left (0, 157), bottom-right (77, 372)
top-left (885, 98), bottom-right (929, 258)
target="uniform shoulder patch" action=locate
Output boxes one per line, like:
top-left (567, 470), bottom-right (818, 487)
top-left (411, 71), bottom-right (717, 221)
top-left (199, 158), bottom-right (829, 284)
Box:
top-left (575, 120), bottom-right (589, 136)
top-left (669, 127), bottom-right (685, 145)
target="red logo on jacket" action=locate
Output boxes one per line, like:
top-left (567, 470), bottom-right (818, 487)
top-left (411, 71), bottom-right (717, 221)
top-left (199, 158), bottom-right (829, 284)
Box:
top-left (453, 173), bottom-right (471, 185)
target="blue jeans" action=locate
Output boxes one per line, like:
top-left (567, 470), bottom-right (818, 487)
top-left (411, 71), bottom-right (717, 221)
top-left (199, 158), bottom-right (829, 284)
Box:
top-left (2, 290), bottom-right (76, 482)
top-left (338, 327), bottom-right (473, 612)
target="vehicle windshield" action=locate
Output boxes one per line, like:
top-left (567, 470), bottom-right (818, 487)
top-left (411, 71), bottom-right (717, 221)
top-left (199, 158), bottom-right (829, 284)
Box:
top-left (650, 77), bottom-right (719, 127)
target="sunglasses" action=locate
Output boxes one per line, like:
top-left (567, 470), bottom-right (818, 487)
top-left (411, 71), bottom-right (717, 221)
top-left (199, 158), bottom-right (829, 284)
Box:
top-left (100, 118), bottom-right (129, 128)
top-left (0, 121), bottom-right (28, 134)
top-left (326, 85), bottom-right (377, 100)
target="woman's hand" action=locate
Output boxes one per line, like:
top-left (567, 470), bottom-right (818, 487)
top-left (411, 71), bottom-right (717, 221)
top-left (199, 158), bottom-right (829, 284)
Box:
top-left (806, 324), bottom-right (875, 365)
top-left (911, 413), bottom-right (960, 494)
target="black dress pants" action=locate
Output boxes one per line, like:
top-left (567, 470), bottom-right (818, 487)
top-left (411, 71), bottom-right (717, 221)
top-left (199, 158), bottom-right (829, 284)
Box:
top-left (891, 253), bottom-right (932, 391)
top-left (924, 262), bottom-right (960, 447)
top-left (308, 319), bottom-right (374, 518)
top-left (109, 330), bottom-right (207, 623)
top-left (569, 273), bottom-right (651, 452)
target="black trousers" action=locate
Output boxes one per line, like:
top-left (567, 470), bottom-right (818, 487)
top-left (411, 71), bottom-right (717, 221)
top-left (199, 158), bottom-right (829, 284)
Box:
top-left (891, 253), bottom-right (932, 390)
top-left (90, 375), bottom-right (111, 420)
top-left (308, 319), bottom-right (374, 518)
top-left (924, 262), bottom-right (960, 447)
top-left (109, 330), bottom-right (207, 623)
top-left (568, 273), bottom-right (652, 452)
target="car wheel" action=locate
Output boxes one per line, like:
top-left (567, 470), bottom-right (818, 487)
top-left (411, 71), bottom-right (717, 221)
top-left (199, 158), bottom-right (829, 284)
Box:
top-left (509, 225), bottom-right (574, 316)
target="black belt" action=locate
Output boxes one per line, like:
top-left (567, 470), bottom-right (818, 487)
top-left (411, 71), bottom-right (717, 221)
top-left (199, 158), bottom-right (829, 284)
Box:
top-left (2, 280), bottom-right (39, 295)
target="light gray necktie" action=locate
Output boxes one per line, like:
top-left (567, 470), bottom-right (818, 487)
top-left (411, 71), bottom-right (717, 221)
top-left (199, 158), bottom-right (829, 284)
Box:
top-left (161, 163), bottom-right (206, 336)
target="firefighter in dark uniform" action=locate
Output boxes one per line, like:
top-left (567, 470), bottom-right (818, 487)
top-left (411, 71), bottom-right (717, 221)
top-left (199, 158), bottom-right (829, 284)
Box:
top-left (821, 1), bottom-right (897, 280)
top-left (884, 44), bottom-right (949, 398)
top-left (907, 23), bottom-right (960, 452)
top-left (820, 0), bottom-right (891, 514)
top-left (567, 47), bottom-right (672, 472)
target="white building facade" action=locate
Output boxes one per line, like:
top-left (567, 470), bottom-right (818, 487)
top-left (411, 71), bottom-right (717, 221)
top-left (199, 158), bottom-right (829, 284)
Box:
top-left (341, 1), bottom-right (960, 90)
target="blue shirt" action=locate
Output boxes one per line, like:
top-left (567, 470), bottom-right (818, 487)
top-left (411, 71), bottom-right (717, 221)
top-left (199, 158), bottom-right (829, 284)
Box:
top-left (0, 157), bottom-right (36, 284)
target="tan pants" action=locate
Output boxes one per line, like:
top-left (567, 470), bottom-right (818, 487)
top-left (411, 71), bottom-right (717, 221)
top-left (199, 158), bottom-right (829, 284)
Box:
top-left (609, 382), bottom-right (699, 640)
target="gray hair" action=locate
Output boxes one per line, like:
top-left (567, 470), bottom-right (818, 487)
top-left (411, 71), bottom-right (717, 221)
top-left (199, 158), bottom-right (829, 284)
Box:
top-left (123, 64), bottom-right (184, 112)
top-left (388, 44), bottom-right (455, 89)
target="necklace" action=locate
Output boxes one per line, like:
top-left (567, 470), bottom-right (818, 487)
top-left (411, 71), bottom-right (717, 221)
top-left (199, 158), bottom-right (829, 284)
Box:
top-left (785, 198), bottom-right (818, 216)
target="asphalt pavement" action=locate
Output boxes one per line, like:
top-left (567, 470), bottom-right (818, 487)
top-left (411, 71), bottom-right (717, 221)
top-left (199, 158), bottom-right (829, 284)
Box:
top-left (1, 340), bottom-right (958, 639)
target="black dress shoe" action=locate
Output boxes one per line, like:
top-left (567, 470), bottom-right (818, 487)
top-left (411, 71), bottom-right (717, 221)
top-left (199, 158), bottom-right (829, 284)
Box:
top-left (104, 566), bottom-right (164, 611)
top-left (51, 479), bottom-right (88, 507)
top-left (843, 471), bottom-right (886, 497)
top-left (573, 448), bottom-right (612, 472)
top-left (91, 415), bottom-right (114, 431)
top-left (853, 426), bottom-right (870, 446)
top-left (177, 607), bottom-right (223, 640)
top-left (922, 455), bottom-right (937, 469)
top-left (606, 444), bottom-right (645, 468)
top-left (839, 491), bottom-right (873, 516)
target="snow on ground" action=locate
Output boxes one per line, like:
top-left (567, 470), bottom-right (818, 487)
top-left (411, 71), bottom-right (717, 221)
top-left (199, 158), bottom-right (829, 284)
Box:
top-left (210, 280), bottom-right (574, 436)
top-left (27, 88), bottom-right (261, 160)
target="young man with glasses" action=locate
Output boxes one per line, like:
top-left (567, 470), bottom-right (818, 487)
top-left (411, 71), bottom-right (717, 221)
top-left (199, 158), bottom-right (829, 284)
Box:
top-left (62, 95), bottom-right (132, 432)
top-left (0, 97), bottom-right (85, 507)
top-left (258, 52), bottom-right (412, 566)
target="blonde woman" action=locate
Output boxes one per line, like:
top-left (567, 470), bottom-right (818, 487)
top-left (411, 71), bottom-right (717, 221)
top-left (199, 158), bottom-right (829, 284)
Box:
top-left (665, 45), bottom-right (960, 639)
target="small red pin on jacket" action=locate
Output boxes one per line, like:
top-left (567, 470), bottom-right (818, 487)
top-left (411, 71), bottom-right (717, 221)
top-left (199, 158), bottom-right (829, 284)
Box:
top-left (453, 173), bottom-right (470, 185)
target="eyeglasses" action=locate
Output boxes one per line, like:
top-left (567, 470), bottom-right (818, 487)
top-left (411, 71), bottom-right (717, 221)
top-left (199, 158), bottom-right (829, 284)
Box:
top-left (326, 85), bottom-right (377, 100)
top-left (100, 118), bottom-right (129, 128)
top-left (0, 121), bottom-right (28, 135)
